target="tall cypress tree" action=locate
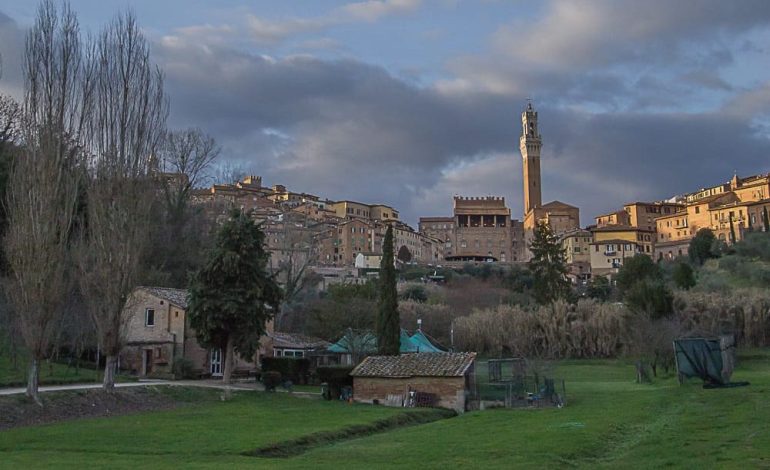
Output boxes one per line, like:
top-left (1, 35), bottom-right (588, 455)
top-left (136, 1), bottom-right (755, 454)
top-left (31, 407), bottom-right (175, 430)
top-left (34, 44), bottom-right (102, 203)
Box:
top-left (377, 225), bottom-right (399, 355)
top-left (729, 214), bottom-right (736, 245)
top-left (764, 206), bottom-right (770, 233)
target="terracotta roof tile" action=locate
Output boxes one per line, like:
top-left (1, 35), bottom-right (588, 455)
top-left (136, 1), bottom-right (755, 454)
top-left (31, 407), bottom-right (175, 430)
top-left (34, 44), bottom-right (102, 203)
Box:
top-left (269, 332), bottom-right (330, 349)
top-left (138, 286), bottom-right (189, 309)
top-left (350, 352), bottom-right (476, 378)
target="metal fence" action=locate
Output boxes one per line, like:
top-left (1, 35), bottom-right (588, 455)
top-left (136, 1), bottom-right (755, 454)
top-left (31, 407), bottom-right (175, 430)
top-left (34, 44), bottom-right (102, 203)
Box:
top-left (468, 358), bottom-right (566, 410)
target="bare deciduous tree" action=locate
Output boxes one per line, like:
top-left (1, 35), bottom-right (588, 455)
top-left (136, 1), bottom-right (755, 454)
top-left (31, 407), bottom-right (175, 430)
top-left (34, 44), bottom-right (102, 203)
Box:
top-left (77, 11), bottom-right (168, 390)
top-left (145, 128), bottom-right (219, 286)
top-left (0, 94), bottom-right (21, 147)
top-left (159, 128), bottom-right (220, 214)
top-left (4, 0), bottom-right (91, 402)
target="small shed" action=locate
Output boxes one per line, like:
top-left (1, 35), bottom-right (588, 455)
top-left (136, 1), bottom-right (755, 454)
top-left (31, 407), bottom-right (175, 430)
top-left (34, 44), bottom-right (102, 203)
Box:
top-left (350, 352), bottom-right (477, 413)
top-left (674, 335), bottom-right (737, 386)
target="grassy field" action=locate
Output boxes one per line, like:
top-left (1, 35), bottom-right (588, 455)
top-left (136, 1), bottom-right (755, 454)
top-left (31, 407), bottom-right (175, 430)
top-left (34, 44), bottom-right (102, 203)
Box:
top-left (1, 350), bottom-right (769, 468)
top-left (0, 356), bottom-right (102, 387)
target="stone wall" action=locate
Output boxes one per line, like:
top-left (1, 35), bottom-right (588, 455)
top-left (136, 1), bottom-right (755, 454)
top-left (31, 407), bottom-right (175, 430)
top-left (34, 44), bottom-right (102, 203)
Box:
top-left (353, 376), bottom-right (467, 412)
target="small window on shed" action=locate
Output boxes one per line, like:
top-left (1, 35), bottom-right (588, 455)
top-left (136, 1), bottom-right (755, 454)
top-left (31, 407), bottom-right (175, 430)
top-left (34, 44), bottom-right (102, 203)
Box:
top-left (145, 308), bottom-right (155, 327)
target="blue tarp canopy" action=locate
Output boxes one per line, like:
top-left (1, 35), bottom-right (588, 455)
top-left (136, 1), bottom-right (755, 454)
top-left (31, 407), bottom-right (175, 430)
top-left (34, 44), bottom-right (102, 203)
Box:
top-left (408, 330), bottom-right (444, 353)
top-left (328, 329), bottom-right (444, 354)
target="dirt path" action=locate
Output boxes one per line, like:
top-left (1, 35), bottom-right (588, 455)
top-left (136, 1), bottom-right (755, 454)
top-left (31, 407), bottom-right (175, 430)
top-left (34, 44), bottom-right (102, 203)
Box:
top-left (0, 379), bottom-right (261, 396)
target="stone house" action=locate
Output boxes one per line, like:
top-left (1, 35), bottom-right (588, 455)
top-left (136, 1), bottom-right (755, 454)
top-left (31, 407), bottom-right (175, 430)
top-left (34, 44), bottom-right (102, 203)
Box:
top-left (350, 352), bottom-right (477, 413)
top-left (121, 287), bottom-right (258, 378)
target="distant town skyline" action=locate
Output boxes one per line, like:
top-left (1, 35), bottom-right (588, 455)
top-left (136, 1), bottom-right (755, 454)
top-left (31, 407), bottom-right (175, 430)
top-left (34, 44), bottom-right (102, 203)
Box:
top-left (2, 0), bottom-right (770, 226)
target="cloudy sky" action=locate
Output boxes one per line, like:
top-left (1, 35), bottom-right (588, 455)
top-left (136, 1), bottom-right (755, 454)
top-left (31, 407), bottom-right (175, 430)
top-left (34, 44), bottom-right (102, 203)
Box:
top-left (2, 1), bottom-right (770, 226)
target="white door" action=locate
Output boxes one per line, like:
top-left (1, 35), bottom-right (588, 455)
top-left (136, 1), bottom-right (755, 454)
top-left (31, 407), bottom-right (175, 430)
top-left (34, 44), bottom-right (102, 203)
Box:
top-left (210, 349), bottom-right (223, 377)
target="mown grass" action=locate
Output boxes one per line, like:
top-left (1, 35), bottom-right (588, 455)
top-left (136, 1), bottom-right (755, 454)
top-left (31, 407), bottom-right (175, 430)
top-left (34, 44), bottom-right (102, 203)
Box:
top-left (1, 350), bottom-right (769, 469)
top-left (0, 355), bottom-right (136, 387)
top-left (0, 356), bottom-right (101, 387)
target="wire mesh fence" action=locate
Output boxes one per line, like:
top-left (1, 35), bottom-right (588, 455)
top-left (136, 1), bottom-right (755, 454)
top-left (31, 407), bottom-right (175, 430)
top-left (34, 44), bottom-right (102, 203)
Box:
top-left (468, 358), bottom-right (566, 410)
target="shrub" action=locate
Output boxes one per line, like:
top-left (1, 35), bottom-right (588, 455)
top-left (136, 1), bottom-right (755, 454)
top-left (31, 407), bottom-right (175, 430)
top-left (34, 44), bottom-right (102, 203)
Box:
top-left (400, 285), bottom-right (428, 303)
top-left (454, 300), bottom-right (628, 358)
top-left (624, 279), bottom-right (674, 319)
top-left (262, 370), bottom-right (282, 392)
top-left (672, 262), bottom-right (696, 290)
top-left (734, 232), bottom-right (770, 261)
top-left (171, 357), bottom-right (197, 379)
top-left (615, 255), bottom-right (661, 294)
top-left (260, 357), bottom-right (311, 384)
top-left (675, 288), bottom-right (770, 347)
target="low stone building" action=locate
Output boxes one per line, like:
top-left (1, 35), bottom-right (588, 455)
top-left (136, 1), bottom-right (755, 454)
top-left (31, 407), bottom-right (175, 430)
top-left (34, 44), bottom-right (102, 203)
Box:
top-left (350, 352), bottom-right (477, 413)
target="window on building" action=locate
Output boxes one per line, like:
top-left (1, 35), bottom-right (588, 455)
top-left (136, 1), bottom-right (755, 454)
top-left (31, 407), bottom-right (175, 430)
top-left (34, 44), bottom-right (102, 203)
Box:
top-left (145, 309), bottom-right (155, 327)
top-left (695, 206), bottom-right (700, 214)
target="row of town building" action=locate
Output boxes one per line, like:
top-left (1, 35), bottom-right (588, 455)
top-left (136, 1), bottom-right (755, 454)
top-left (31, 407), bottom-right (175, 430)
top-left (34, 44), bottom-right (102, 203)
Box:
top-left (187, 103), bottom-right (769, 284)
top-left (417, 102), bottom-right (770, 282)
top-left (189, 175), bottom-right (445, 275)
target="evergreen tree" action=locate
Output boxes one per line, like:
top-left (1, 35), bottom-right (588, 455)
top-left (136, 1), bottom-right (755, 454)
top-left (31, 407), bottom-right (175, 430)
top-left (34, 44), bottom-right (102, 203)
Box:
top-left (586, 275), bottom-right (612, 301)
top-left (527, 221), bottom-right (570, 305)
top-left (377, 225), bottom-right (399, 355)
top-left (764, 207), bottom-right (770, 233)
top-left (689, 228), bottom-right (717, 265)
top-left (188, 209), bottom-right (282, 384)
top-left (615, 254), bottom-right (661, 294)
top-left (672, 262), bottom-right (696, 290)
top-left (615, 254), bottom-right (673, 318)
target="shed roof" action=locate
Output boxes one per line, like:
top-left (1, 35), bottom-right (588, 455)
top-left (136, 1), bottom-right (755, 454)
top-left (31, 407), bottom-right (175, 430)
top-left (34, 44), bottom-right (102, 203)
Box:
top-left (269, 332), bottom-right (330, 350)
top-left (138, 286), bottom-right (189, 309)
top-left (351, 352), bottom-right (476, 378)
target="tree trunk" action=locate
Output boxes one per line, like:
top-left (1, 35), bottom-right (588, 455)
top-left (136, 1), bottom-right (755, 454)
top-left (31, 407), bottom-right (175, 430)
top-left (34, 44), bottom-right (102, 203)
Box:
top-left (223, 335), bottom-right (235, 385)
top-left (103, 355), bottom-right (117, 391)
top-left (26, 358), bottom-right (40, 404)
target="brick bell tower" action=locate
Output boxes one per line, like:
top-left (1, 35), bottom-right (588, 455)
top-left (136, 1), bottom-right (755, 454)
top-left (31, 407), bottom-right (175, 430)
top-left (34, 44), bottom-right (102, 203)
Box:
top-left (519, 101), bottom-right (542, 216)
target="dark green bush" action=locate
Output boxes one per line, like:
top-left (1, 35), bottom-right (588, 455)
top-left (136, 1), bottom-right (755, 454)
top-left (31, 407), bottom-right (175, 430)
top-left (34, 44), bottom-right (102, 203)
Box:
top-left (260, 357), bottom-right (310, 384)
top-left (171, 357), bottom-right (197, 379)
top-left (262, 371), bottom-right (282, 392)
top-left (734, 232), bottom-right (770, 261)
top-left (401, 285), bottom-right (428, 302)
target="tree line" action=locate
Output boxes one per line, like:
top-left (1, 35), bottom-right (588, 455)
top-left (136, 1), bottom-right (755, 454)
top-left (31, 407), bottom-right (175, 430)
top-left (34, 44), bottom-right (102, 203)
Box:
top-left (0, 1), bottom-right (222, 401)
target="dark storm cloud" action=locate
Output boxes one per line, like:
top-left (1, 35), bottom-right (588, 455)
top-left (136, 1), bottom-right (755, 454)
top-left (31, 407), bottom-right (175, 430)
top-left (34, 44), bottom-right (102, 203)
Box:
top-left (3, 1), bottom-right (770, 226)
top-left (153, 30), bottom-right (770, 225)
top-left (154, 37), bottom-right (526, 218)
top-left (0, 11), bottom-right (24, 96)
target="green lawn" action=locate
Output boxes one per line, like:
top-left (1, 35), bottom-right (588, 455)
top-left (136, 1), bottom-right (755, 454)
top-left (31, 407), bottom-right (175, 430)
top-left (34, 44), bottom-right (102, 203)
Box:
top-left (2, 350), bottom-right (770, 468)
top-left (0, 356), bottom-right (102, 387)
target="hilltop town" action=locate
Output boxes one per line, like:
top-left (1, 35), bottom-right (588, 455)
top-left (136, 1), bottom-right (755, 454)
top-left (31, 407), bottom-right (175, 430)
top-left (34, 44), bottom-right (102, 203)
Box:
top-left (183, 102), bottom-right (770, 285)
top-left (2, 2), bottom-right (770, 468)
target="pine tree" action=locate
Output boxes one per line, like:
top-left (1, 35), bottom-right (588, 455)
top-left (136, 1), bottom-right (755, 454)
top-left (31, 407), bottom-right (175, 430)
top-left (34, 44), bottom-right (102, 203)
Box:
top-left (188, 209), bottom-right (282, 384)
top-left (377, 225), bottom-right (399, 355)
top-left (527, 221), bottom-right (571, 305)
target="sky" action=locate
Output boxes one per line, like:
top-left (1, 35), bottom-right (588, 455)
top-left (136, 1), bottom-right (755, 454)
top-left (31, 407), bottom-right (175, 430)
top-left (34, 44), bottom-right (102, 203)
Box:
top-left (2, 0), bottom-right (770, 227)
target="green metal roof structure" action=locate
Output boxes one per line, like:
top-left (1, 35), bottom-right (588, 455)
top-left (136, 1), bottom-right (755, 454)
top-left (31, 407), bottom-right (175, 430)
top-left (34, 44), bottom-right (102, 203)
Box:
top-left (328, 329), bottom-right (444, 354)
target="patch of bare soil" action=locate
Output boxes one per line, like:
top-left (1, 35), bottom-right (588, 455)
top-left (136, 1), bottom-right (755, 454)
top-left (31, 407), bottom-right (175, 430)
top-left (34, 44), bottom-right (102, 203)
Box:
top-left (0, 386), bottom-right (205, 431)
